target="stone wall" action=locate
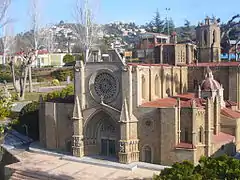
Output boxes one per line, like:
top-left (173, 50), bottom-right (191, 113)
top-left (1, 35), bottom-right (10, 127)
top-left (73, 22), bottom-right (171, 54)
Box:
top-left (0, 149), bottom-right (19, 180)
top-left (135, 65), bottom-right (188, 105)
top-left (39, 102), bottom-right (74, 152)
top-left (159, 107), bottom-right (178, 165)
top-left (175, 149), bottom-right (195, 164)
top-left (137, 108), bottom-right (160, 163)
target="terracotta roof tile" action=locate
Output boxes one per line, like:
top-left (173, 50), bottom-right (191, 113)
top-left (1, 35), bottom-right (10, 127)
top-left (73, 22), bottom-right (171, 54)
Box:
top-left (174, 93), bottom-right (196, 100)
top-left (175, 142), bottom-right (196, 149)
top-left (141, 97), bottom-right (177, 108)
top-left (221, 108), bottom-right (240, 119)
top-left (128, 63), bottom-right (170, 67)
top-left (212, 132), bottom-right (235, 144)
top-left (188, 62), bottom-right (240, 67)
top-left (128, 62), bottom-right (240, 68)
top-left (141, 93), bottom-right (205, 108)
top-left (225, 100), bottom-right (237, 108)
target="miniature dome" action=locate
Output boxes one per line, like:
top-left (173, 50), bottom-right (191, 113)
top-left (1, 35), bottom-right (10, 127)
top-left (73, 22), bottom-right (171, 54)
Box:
top-left (200, 67), bottom-right (221, 91)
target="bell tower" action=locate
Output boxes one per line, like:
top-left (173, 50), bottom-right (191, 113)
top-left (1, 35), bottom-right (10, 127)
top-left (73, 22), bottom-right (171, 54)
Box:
top-left (196, 16), bottom-right (221, 62)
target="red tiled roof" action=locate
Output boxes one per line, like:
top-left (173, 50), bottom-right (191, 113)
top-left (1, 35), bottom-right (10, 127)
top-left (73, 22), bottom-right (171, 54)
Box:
top-left (141, 93), bottom-right (205, 108)
top-left (212, 132), bottom-right (235, 144)
top-left (225, 100), bottom-right (237, 108)
top-left (188, 62), bottom-right (240, 67)
top-left (141, 97), bottom-right (177, 108)
top-left (175, 142), bottom-right (196, 149)
top-left (174, 93), bottom-right (195, 100)
top-left (181, 98), bottom-right (205, 108)
top-left (127, 63), bottom-right (170, 67)
top-left (128, 62), bottom-right (240, 68)
top-left (221, 108), bottom-right (240, 119)
top-left (15, 50), bottom-right (49, 56)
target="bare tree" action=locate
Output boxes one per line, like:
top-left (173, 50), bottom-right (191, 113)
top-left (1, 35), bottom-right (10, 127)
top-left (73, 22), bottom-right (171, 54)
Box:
top-left (21, 0), bottom-right (48, 92)
top-left (220, 14), bottom-right (240, 60)
top-left (72, 0), bottom-right (100, 63)
top-left (0, 0), bottom-right (12, 64)
top-left (0, 0), bottom-right (11, 28)
top-left (1, 23), bottom-right (15, 64)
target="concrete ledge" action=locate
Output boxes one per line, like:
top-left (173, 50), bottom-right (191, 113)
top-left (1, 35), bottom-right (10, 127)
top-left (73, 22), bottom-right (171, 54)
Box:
top-left (60, 156), bottom-right (137, 171)
top-left (29, 142), bottom-right (169, 172)
top-left (29, 146), bottom-right (63, 157)
top-left (134, 162), bottom-right (170, 171)
top-left (29, 142), bottom-right (70, 157)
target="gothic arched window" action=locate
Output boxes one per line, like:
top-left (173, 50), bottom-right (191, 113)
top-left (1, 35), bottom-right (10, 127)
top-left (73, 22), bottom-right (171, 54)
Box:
top-left (155, 75), bottom-right (160, 97)
top-left (199, 126), bottom-right (204, 143)
top-left (204, 30), bottom-right (208, 45)
top-left (142, 75), bottom-right (146, 99)
top-left (166, 74), bottom-right (171, 96)
top-left (185, 128), bottom-right (189, 142)
top-left (193, 80), bottom-right (198, 90)
top-left (213, 30), bottom-right (216, 44)
top-left (143, 146), bottom-right (152, 163)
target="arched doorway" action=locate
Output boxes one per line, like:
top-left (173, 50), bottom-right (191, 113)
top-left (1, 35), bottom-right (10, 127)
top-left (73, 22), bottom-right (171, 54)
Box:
top-left (84, 111), bottom-right (119, 158)
top-left (143, 145), bottom-right (152, 163)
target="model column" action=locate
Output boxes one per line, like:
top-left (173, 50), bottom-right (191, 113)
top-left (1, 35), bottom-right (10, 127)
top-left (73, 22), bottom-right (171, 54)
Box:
top-left (119, 65), bottom-right (139, 163)
top-left (72, 96), bottom-right (84, 157)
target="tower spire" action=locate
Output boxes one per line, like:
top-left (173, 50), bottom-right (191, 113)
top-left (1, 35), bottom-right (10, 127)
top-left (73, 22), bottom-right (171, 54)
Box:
top-left (72, 95), bottom-right (84, 157)
top-left (72, 95), bottom-right (83, 120)
top-left (120, 98), bottom-right (130, 122)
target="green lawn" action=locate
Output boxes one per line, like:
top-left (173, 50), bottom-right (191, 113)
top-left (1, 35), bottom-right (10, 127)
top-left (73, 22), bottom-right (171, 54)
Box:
top-left (24, 92), bottom-right (48, 101)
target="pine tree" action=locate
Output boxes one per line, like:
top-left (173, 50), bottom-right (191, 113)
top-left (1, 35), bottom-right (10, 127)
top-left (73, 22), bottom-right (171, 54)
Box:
top-left (181, 20), bottom-right (192, 40)
top-left (163, 18), bottom-right (175, 35)
top-left (146, 9), bottom-right (165, 33)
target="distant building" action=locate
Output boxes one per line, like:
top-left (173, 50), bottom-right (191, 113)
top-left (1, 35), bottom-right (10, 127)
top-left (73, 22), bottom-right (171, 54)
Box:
top-left (0, 50), bottom-right (67, 67)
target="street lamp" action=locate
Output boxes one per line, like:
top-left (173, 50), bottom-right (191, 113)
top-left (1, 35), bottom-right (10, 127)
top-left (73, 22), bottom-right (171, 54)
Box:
top-left (165, 8), bottom-right (171, 36)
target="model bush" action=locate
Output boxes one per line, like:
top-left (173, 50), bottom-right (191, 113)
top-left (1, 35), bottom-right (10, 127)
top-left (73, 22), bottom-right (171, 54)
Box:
top-left (51, 79), bottom-right (60, 86)
top-left (0, 65), bottom-right (12, 83)
top-left (154, 155), bottom-right (240, 180)
top-left (63, 54), bottom-right (75, 63)
top-left (0, 88), bottom-right (14, 135)
top-left (44, 84), bottom-right (74, 101)
top-left (51, 69), bottom-right (73, 81)
top-left (11, 101), bottom-right (39, 141)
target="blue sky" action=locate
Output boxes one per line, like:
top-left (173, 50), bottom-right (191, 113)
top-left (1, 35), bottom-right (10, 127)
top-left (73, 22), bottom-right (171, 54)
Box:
top-left (8, 0), bottom-right (240, 33)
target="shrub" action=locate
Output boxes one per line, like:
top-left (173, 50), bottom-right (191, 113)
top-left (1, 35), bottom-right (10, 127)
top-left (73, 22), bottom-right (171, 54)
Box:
top-left (0, 71), bottom-right (12, 83)
top-left (44, 84), bottom-right (74, 101)
top-left (51, 69), bottom-right (73, 81)
top-left (74, 54), bottom-right (84, 61)
top-left (37, 77), bottom-right (45, 82)
top-left (12, 101), bottom-right (39, 141)
top-left (51, 79), bottom-right (60, 86)
top-left (155, 155), bottom-right (240, 180)
top-left (63, 54), bottom-right (75, 63)
top-left (0, 89), bottom-right (12, 120)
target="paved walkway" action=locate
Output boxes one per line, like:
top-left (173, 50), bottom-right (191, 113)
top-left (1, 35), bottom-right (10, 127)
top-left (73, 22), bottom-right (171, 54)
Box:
top-left (6, 151), bottom-right (160, 180)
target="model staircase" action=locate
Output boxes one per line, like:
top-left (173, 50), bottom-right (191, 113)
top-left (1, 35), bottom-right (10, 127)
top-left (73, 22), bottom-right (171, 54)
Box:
top-left (9, 170), bottom-right (48, 180)
top-left (8, 170), bottom-right (71, 180)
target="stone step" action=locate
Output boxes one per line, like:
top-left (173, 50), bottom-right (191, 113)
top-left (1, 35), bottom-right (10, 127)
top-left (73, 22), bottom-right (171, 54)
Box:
top-left (9, 170), bottom-right (47, 180)
top-left (9, 170), bottom-right (73, 180)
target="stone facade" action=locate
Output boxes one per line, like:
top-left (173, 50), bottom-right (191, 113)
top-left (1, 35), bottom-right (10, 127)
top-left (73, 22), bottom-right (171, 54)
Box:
top-left (196, 16), bottom-right (221, 62)
top-left (39, 17), bottom-right (240, 166)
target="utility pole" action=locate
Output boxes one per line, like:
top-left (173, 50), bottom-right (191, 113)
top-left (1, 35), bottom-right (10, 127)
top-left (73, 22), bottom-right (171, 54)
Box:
top-left (165, 8), bottom-right (170, 36)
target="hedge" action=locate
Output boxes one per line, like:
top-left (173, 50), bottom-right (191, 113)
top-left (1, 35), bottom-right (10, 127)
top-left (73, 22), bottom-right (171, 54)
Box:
top-left (12, 101), bottom-right (39, 141)
top-left (51, 69), bottom-right (74, 81)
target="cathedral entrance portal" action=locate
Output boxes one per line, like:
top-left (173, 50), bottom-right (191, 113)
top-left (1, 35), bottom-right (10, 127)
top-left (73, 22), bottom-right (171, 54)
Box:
top-left (101, 139), bottom-right (116, 156)
top-left (84, 111), bottom-right (119, 158)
